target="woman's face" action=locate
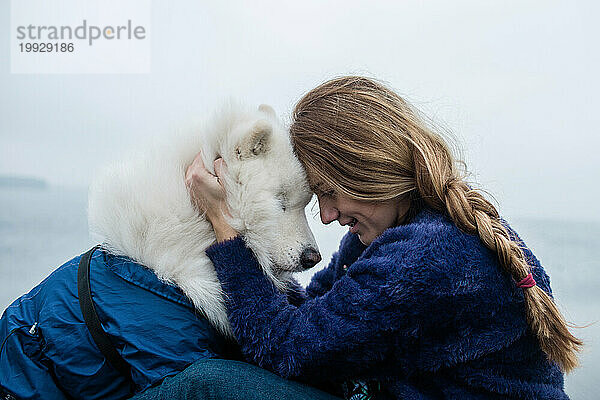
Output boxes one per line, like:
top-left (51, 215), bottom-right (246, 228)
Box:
top-left (317, 192), bottom-right (410, 245)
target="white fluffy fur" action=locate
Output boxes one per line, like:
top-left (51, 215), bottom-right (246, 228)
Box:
top-left (88, 102), bottom-right (318, 337)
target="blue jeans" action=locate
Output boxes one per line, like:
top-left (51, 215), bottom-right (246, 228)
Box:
top-left (132, 359), bottom-right (342, 400)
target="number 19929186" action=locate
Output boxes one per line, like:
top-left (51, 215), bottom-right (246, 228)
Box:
top-left (19, 43), bottom-right (74, 52)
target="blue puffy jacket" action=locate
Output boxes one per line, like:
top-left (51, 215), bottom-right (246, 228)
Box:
top-left (0, 248), bottom-right (237, 399)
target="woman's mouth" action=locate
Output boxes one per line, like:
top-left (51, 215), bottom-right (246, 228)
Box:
top-left (348, 217), bottom-right (359, 234)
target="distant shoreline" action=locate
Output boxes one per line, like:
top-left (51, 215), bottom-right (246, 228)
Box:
top-left (0, 175), bottom-right (48, 189)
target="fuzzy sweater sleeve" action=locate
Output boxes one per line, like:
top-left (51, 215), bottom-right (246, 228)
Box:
top-left (269, 233), bottom-right (366, 307)
top-left (284, 278), bottom-right (308, 306)
top-left (207, 210), bottom-right (564, 398)
top-left (306, 232), bottom-right (367, 299)
top-left (205, 233), bottom-right (422, 382)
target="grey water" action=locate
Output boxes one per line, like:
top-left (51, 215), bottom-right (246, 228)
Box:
top-left (0, 186), bottom-right (598, 399)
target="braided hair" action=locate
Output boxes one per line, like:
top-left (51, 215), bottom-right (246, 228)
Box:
top-left (290, 76), bottom-right (582, 372)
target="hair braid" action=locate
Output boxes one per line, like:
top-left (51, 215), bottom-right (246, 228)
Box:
top-left (413, 137), bottom-right (583, 372)
top-left (291, 75), bottom-right (582, 372)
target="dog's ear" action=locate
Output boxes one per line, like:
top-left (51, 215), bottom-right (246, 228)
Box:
top-left (236, 120), bottom-right (272, 159)
top-left (258, 104), bottom-right (276, 118)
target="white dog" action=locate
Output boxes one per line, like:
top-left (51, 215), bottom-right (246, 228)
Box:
top-left (88, 102), bottom-right (320, 337)
top-left (0, 102), bottom-right (322, 398)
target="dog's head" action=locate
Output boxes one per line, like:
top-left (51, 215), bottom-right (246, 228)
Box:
top-left (202, 103), bottom-right (320, 286)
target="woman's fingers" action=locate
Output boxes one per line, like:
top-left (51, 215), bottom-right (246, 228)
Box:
top-left (184, 152), bottom-right (236, 239)
top-left (185, 151), bottom-right (231, 219)
top-left (186, 151), bottom-right (211, 187)
top-left (214, 158), bottom-right (227, 188)
top-left (186, 152), bottom-right (222, 196)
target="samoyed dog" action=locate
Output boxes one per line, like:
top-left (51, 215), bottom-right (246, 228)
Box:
top-left (88, 102), bottom-right (320, 336)
top-left (0, 102), bottom-right (321, 398)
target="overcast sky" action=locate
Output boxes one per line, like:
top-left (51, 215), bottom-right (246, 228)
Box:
top-left (1, 0), bottom-right (599, 222)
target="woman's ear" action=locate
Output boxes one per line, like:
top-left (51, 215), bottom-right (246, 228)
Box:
top-left (395, 197), bottom-right (412, 225)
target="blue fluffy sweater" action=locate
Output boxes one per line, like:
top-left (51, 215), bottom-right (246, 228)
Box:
top-left (205, 208), bottom-right (568, 399)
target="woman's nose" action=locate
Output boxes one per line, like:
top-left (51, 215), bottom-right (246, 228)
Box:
top-left (318, 197), bottom-right (339, 224)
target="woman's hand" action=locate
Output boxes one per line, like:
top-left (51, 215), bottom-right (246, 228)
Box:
top-left (185, 151), bottom-right (239, 242)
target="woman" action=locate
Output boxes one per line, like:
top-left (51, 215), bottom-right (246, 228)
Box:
top-left (137, 76), bottom-right (581, 399)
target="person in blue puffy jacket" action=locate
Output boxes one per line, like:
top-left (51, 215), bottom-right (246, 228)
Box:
top-left (138, 76), bottom-right (583, 399)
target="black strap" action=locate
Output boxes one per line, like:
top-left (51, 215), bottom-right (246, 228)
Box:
top-left (77, 246), bottom-right (132, 380)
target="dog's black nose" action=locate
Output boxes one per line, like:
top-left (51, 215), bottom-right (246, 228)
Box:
top-left (300, 248), bottom-right (321, 270)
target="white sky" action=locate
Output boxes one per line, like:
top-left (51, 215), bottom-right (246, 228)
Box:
top-left (1, 0), bottom-right (599, 222)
